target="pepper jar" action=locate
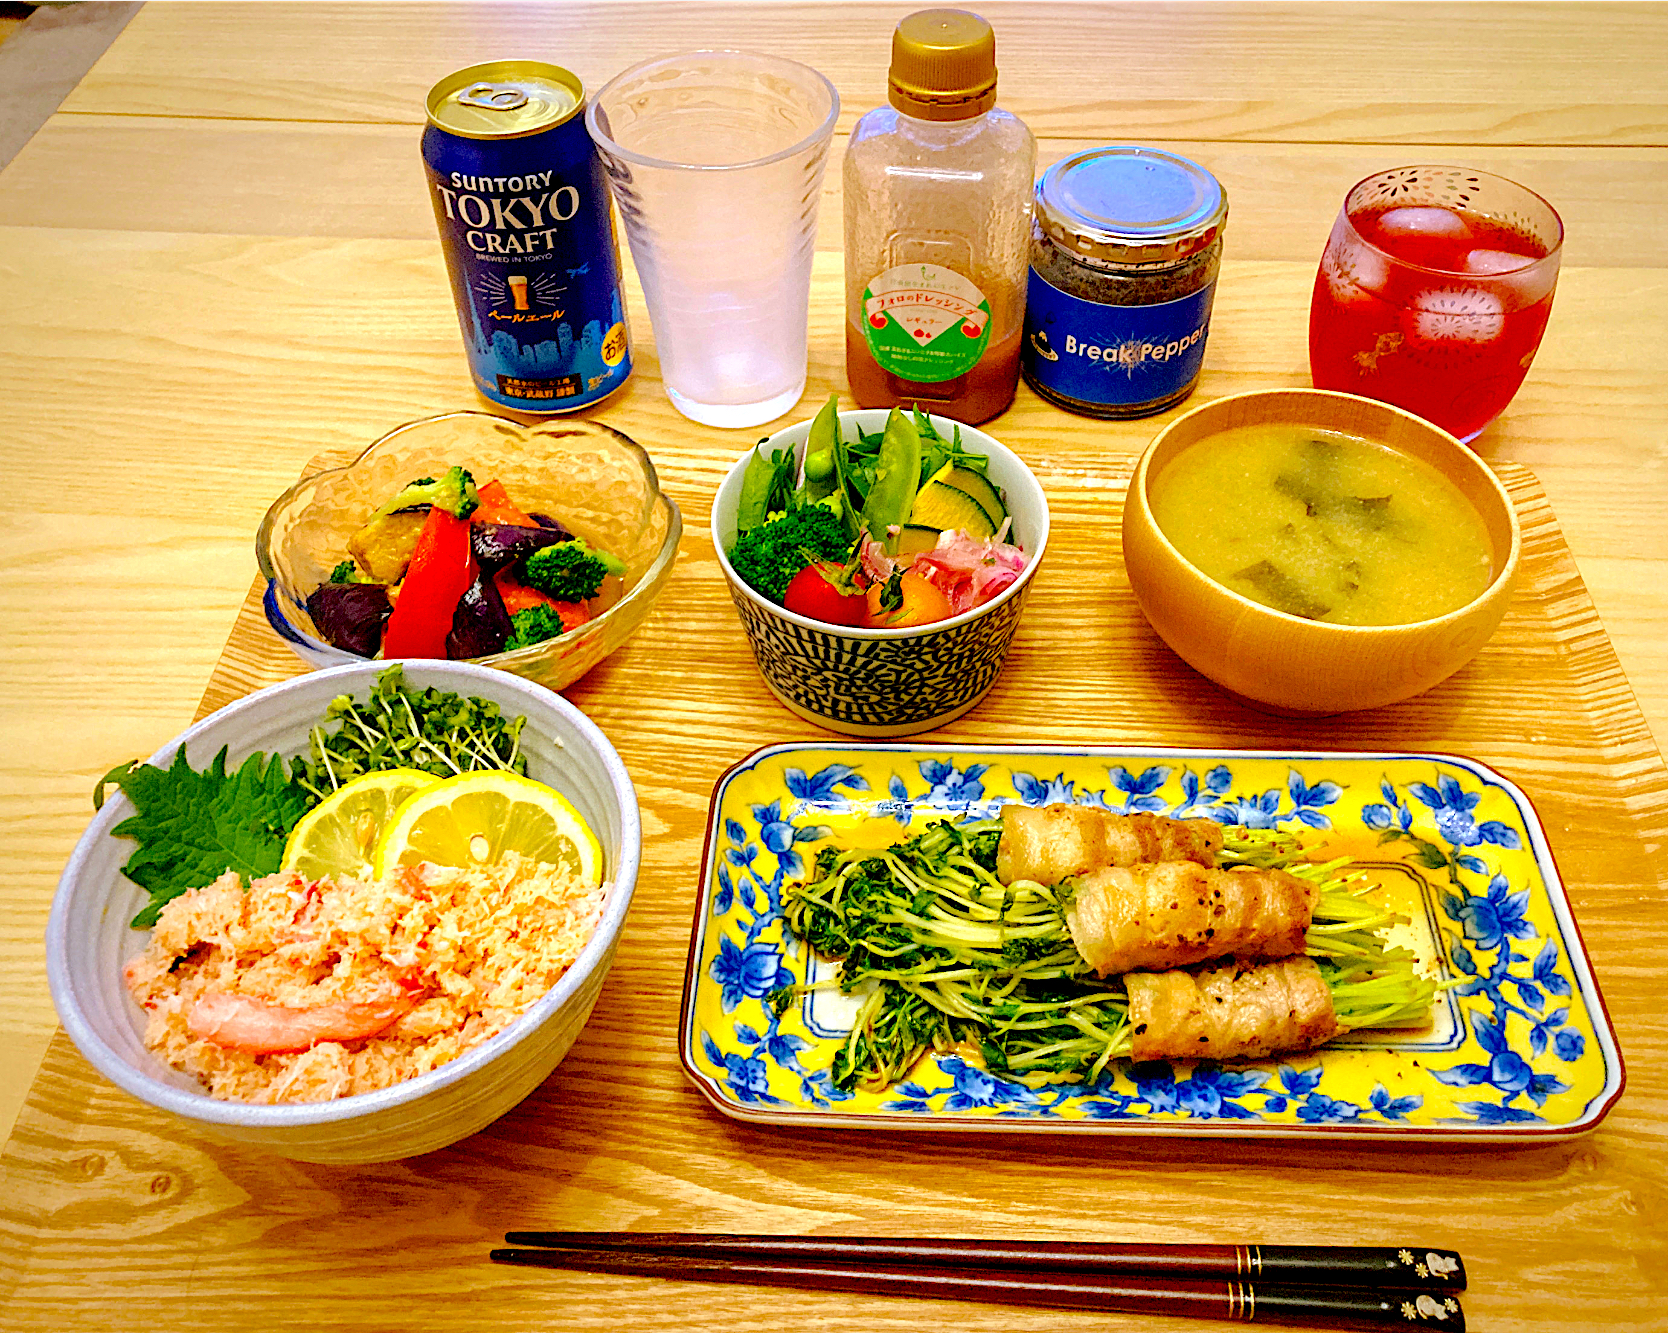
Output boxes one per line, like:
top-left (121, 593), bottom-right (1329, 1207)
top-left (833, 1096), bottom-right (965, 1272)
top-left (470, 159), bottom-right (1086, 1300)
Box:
top-left (1021, 147), bottom-right (1228, 419)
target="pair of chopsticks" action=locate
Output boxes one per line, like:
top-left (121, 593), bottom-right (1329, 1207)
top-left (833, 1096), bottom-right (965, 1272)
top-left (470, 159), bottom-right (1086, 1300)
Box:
top-left (489, 1232), bottom-right (1467, 1330)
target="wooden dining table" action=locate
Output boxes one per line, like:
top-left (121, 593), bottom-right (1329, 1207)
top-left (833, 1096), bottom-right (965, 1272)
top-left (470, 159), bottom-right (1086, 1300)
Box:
top-left (3, 3), bottom-right (1666, 1329)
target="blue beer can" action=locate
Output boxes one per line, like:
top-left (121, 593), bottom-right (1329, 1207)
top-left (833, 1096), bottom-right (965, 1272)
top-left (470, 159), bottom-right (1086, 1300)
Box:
top-left (422, 61), bottom-right (632, 413)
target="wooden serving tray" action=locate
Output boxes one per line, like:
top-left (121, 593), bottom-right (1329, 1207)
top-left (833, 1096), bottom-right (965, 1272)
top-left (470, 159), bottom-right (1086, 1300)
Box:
top-left (4, 462), bottom-right (1665, 1331)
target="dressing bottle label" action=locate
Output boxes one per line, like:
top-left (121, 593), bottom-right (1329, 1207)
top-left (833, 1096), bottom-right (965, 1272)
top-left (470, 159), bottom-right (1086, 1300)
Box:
top-left (860, 263), bottom-right (991, 383)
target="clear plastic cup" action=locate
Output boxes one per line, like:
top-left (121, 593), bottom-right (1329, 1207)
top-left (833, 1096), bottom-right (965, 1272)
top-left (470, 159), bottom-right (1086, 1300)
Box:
top-left (586, 51), bottom-right (839, 428)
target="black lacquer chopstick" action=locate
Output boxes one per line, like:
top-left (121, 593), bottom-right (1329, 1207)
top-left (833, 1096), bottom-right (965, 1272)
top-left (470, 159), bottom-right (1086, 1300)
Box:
top-left (488, 1246), bottom-right (1467, 1330)
top-left (499, 1231), bottom-right (1466, 1291)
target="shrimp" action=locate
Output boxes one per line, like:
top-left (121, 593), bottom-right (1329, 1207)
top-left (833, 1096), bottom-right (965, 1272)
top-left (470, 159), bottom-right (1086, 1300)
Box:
top-left (187, 988), bottom-right (416, 1054)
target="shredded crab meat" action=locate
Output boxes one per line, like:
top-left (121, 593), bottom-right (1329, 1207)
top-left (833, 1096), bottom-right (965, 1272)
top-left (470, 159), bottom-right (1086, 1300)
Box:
top-left (122, 856), bottom-right (609, 1104)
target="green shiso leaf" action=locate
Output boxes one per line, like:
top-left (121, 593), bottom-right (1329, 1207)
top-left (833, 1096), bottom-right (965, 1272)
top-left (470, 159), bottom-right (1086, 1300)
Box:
top-left (101, 747), bottom-right (314, 929)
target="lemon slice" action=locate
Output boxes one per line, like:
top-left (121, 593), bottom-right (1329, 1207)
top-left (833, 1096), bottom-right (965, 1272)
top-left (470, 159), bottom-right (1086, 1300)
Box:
top-left (281, 768), bottom-right (443, 879)
top-left (371, 770), bottom-right (602, 884)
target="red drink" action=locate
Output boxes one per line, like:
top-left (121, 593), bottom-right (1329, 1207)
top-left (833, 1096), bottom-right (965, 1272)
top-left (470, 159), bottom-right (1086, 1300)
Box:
top-left (1309, 168), bottom-right (1562, 442)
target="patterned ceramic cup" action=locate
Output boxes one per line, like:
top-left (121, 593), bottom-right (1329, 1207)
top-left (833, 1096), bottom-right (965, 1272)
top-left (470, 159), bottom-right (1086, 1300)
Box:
top-left (712, 409), bottom-right (1049, 737)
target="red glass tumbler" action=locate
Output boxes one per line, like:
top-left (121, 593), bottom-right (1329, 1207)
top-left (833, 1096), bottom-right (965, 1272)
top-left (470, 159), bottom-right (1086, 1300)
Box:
top-left (1309, 166), bottom-right (1562, 443)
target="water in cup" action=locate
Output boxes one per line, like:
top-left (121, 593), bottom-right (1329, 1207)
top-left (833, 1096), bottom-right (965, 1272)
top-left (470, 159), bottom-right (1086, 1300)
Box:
top-left (625, 161), bottom-right (821, 425)
top-left (586, 52), bottom-right (839, 428)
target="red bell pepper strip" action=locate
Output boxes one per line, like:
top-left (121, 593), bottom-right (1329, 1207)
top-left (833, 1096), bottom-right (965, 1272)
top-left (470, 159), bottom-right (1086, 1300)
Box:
top-left (382, 506), bottom-right (476, 658)
top-left (493, 570), bottom-right (592, 631)
top-left (552, 600), bottom-right (591, 632)
top-left (474, 478), bottom-right (538, 528)
top-left (492, 570), bottom-right (558, 615)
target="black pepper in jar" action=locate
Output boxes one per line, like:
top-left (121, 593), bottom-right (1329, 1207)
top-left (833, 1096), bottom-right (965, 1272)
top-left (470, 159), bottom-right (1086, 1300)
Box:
top-left (1022, 147), bottom-right (1228, 418)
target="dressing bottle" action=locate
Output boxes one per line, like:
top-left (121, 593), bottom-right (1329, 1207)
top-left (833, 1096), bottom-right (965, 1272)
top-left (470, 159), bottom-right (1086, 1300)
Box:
top-left (843, 9), bottom-right (1036, 425)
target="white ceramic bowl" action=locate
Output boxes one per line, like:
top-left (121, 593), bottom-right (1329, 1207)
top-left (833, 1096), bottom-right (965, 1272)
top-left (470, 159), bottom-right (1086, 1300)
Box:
top-left (46, 661), bottom-right (640, 1164)
top-left (711, 409), bottom-right (1050, 737)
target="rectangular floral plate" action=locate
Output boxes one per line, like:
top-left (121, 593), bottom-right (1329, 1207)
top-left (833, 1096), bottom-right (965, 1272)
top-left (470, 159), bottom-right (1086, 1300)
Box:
top-left (679, 744), bottom-right (1623, 1141)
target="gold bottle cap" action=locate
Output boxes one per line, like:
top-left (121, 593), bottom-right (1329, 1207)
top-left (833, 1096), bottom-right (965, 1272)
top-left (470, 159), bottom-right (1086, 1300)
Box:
top-left (887, 9), bottom-right (998, 121)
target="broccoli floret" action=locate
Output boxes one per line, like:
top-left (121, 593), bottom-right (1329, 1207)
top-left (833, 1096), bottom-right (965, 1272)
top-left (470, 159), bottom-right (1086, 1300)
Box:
top-left (505, 605), bottom-right (569, 651)
top-left (1000, 936), bottom-right (1065, 965)
top-left (328, 558), bottom-right (360, 584)
top-left (372, 465), bottom-right (480, 520)
top-left (727, 506), bottom-right (852, 603)
top-left (521, 539), bottom-right (628, 602)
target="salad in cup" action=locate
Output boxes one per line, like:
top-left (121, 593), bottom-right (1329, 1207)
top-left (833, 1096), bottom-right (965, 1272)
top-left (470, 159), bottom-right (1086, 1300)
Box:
top-left (726, 396), bottom-right (1029, 629)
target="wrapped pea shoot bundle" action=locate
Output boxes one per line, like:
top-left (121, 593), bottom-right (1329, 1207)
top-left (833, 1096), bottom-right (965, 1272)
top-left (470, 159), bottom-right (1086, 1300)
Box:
top-left (779, 807), bottom-right (1440, 1093)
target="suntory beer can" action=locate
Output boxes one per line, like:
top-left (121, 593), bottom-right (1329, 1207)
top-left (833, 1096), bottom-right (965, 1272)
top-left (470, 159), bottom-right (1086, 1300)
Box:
top-left (422, 61), bottom-right (632, 412)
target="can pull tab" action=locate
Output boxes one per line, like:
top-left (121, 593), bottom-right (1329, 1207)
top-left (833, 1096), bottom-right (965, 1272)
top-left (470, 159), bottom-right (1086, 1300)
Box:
top-left (458, 82), bottom-right (529, 111)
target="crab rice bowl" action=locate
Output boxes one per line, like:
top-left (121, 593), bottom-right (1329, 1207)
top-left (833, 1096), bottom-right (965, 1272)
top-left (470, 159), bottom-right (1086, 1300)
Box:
top-left (47, 660), bottom-right (641, 1164)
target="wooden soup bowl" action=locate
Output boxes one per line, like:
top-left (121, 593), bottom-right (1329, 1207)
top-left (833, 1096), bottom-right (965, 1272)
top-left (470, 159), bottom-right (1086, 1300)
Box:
top-left (1121, 389), bottom-right (1521, 715)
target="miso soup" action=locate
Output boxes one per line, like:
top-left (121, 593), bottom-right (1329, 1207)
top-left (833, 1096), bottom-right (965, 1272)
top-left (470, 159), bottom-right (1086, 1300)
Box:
top-left (1149, 424), bottom-right (1495, 626)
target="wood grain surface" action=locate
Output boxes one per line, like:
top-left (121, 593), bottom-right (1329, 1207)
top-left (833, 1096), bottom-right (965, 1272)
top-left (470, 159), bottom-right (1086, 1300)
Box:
top-left (4, 464), bottom-right (1667, 1333)
top-left (0, 2), bottom-right (137, 171)
top-left (2, 2), bottom-right (1667, 1329)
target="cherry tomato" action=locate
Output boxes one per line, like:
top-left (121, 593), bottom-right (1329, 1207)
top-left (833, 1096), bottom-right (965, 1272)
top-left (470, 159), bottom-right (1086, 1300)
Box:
top-left (783, 560), bottom-right (868, 626)
top-left (865, 569), bottom-right (954, 629)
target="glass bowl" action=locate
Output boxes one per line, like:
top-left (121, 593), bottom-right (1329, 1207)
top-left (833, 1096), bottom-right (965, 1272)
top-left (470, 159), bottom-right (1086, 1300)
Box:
top-left (256, 411), bottom-right (682, 691)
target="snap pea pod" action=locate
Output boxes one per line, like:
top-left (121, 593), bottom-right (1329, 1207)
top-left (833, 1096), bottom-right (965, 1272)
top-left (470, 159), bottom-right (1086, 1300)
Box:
top-left (859, 408), bottom-right (922, 552)
top-left (827, 398), bottom-right (864, 539)
top-left (736, 442), bottom-right (797, 532)
top-left (801, 393), bottom-right (840, 502)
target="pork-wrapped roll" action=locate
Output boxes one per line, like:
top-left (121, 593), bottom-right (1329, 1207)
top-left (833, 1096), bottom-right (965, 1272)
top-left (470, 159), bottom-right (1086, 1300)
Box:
top-left (1063, 861), bottom-right (1316, 976)
top-left (1126, 956), bottom-right (1341, 1062)
top-left (996, 805), bottom-right (1223, 886)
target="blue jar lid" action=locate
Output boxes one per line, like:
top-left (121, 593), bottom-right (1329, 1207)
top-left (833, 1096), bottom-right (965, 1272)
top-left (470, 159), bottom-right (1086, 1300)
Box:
top-left (1036, 146), bottom-right (1227, 265)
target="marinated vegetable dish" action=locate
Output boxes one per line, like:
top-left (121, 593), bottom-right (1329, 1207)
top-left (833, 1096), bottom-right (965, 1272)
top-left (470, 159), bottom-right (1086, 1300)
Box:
top-left (727, 396), bottom-right (1028, 629)
top-left (306, 465), bottom-right (628, 659)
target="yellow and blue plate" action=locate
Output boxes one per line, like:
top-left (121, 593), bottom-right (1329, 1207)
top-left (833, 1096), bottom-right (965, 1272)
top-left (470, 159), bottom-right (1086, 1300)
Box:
top-left (679, 744), bottom-right (1623, 1141)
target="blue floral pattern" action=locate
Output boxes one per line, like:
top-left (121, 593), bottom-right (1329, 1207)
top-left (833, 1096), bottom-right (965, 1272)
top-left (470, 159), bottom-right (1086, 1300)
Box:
top-left (879, 1059), bottom-right (1428, 1126)
top-left (686, 747), bottom-right (1617, 1137)
top-left (1361, 772), bottom-right (1586, 1125)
